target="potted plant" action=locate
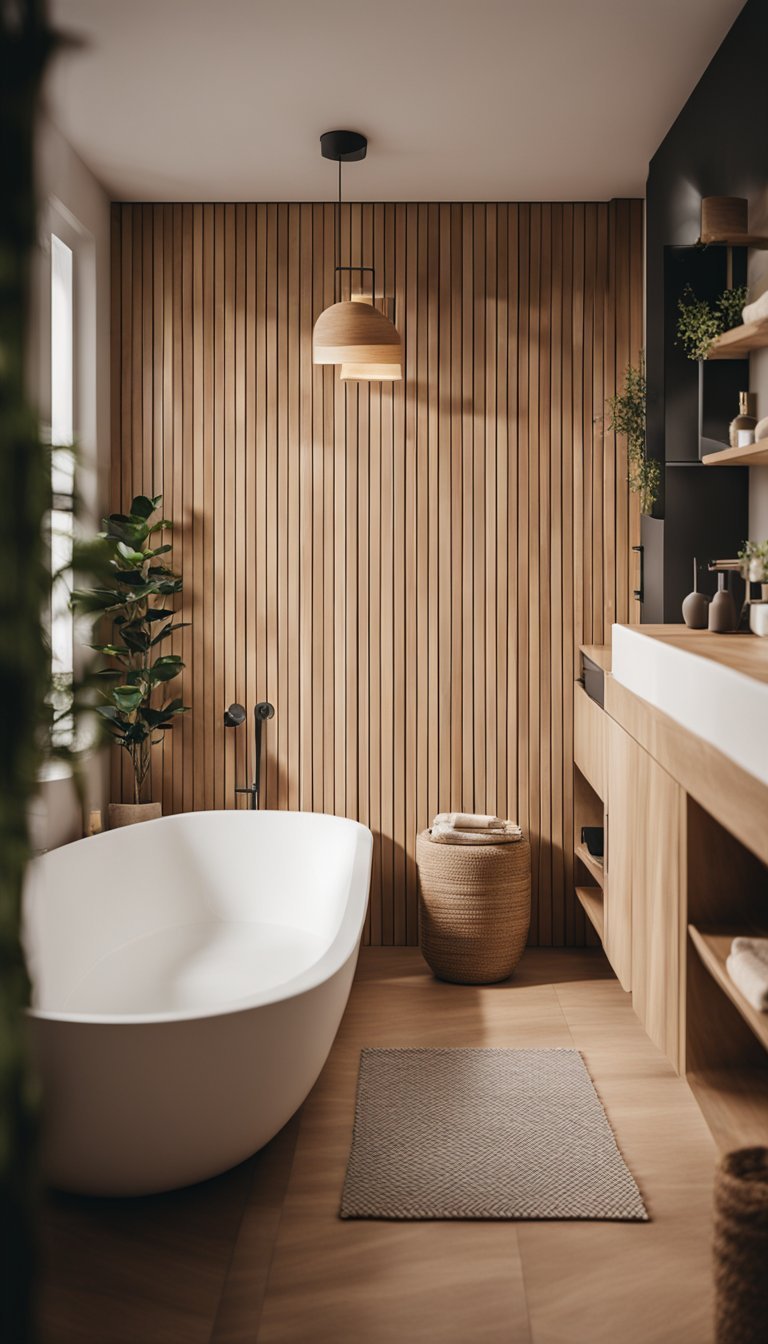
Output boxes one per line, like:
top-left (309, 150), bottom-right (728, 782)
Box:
top-left (606, 357), bottom-right (660, 515)
top-left (738, 539), bottom-right (768, 598)
top-left (676, 284), bottom-right (747, 360)
top-left (73, 494), bottom-right (189, 826)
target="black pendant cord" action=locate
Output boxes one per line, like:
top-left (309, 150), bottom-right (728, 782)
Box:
top-left (336, 159), bottom-right (341, 301)
top-left (333, 151), bottom-right (376, 305)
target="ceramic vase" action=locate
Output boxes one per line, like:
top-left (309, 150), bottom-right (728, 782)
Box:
top-left (682, 559), bottom-right (709, 629)
top-left (708, 572), bottom-right (738, 633)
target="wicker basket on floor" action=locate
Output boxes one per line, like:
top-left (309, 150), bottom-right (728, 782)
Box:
top-left (416, 829), bottom-right (531, 984)
top-left (714, 1146), bottom-right (768, 1344)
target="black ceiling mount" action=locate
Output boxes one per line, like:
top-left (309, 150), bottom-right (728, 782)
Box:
top-left (320, 130), bottom-right (367, 163)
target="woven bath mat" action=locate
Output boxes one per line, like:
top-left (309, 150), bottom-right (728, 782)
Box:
top-left (340, 1047), bottom-right (648, 1221)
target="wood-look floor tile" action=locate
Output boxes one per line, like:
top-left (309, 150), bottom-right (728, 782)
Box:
top-left (39, 948), bottom-right (719, 1344)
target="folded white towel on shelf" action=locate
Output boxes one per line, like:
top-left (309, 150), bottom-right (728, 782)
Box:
top-left (726, 936), bottom-right (768, 1012)
top-left (429, 820), bottom-right (522, 845)
top-left (742, 290), bottom-right (768, 325)
top-left (432, 812), bottom-right (505, 831)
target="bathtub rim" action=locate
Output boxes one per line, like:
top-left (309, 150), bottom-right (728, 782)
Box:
top-left (25, 809), bottom-right (372, 1028)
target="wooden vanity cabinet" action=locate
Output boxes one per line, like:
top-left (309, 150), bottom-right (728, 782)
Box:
top-left (605, 718), bottom-right (686, 1070)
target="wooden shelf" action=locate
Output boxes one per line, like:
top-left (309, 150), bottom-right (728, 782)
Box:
top-left (688, 1067), bottom-right (768, 1150)
top-left (575, 842), bottom-right (604, 890)
top-left (698, 233), bottom-right (768, 249)
top-left (706, 315), bottom-right (768, 359)
top-left (576, 885), bottom-right (604, 940)
top-left (702, 440), bottom-right (768, 466)
top-left (689, 926), bottom-right (768, 1052)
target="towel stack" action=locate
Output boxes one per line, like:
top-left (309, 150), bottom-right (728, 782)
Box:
top-left (742, 290), bottom-right (768, 327)
top-left (726, 937), bottom-right (768, 1013)
top-left (428, 812), bottom-right (523, 845)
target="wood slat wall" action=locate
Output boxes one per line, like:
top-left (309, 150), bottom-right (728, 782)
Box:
top-left (110, 199), bottom-right (643, 946)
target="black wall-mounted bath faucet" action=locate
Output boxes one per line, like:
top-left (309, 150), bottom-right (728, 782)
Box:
top-left (226, 701), bottom-right (275, 809)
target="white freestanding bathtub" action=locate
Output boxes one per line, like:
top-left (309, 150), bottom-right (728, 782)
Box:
top-left (23, 810), bottom-right (372, 1197)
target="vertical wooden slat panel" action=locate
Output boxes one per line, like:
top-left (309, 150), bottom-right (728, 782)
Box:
top-left (111, 197), bottom-right (642, 946)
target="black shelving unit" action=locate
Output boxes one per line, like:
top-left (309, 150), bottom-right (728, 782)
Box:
top-left (642, 243), bottom-right (749, 621)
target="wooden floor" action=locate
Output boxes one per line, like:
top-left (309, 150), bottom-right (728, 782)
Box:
top-left (39, 948), bottom-right (718, 1343)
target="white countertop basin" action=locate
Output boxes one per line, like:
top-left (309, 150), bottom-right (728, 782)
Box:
top-left (611, 624), bottom-right (768, 787)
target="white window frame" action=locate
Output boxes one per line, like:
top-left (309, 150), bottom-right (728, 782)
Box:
top-left (37, 202), bottom-right (89, 748)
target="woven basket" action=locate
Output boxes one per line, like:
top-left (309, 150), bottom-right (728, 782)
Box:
top-left (714, 1147), bottom-right (768, 1344)
top-left (416, 829), bottom-right (531, 984)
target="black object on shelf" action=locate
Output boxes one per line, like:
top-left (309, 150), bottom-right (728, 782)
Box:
top-left (581, 826), bottom-right (604, 860)
top-left (581, 654), bottom-right (605, 708)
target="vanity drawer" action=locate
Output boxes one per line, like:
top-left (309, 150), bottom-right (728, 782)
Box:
top-left (574, 682), bottom-right (606, 797)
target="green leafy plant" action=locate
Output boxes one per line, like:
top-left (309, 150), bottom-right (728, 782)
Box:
top-left (738, 539), bottom-right (768, 583)
top-left (73, 495), bottom-right (189, 804)
top-left (606, 357), bottom-right (660, 515)
top-left (1, 2), bottom-right (66, 1336)
top-left (676, 284), bottom-right (748, 360)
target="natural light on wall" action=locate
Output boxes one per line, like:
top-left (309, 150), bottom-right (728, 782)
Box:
top-left (50, 233), bottom-right (75, 745)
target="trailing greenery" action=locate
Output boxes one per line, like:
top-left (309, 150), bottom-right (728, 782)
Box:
top-left (738, 539), bottom-right (768, 583)
top-left (72, 496), bottom-right (189, 804)
top-left (1, 2), bottom-right (61, 1338)
top-left (676, 283), bottom-right (748, 360)
top-left (606, 357), bottom-right (660, 515)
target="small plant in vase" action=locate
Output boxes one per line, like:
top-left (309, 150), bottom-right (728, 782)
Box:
top-left (73, 494), bottom-right (189, 825)
top-left (606, 356), bottom-right (660, 515)
top-left (739, 540), bottom-right (768, 594)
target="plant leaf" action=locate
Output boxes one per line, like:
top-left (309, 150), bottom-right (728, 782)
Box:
top-left (111, 685), bottom-right (144, 712)
top-left (130, 495), bottom-right (156, 519)
top-left (149, 620), bottom-right (191, 646)
top-left (151, 654), bottom-right (184, 682)
top-left (116, 541), bottom-right (146, 566)
top-left (96, 704), bottom-right (124, 722)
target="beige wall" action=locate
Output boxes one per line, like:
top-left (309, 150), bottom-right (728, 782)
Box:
top-left (111, 199), bottom-right (642, 945)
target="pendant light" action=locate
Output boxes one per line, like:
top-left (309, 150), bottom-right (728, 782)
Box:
top-left (312, 130), bottom-right (402, 380)
top-left (339, 297), bottom-right (402, 381)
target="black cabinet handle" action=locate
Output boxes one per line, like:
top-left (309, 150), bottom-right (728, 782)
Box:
top-left (632, 544), bottom-right (644, 604)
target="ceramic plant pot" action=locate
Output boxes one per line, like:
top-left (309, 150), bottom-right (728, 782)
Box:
top-left (107, 801), bottom-right (162, 829)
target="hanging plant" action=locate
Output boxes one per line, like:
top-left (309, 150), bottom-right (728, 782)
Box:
top-left (676, 284), bottom-right (748, 360)
top-left (606, 357), bottom-right (660, 515)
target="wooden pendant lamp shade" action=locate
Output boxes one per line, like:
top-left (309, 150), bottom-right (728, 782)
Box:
top-left (312, 300), bottom-right (402, 367)
top-left (313, 128), bottom-right (402, 379)
top-left (340, 362), bottom-right (402, 381)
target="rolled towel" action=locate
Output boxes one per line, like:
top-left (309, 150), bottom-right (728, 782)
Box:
top-left (742, 289), bottom-right (768, 326)
top-left (429, 821), bottom-right (522, 845)
top-left (432, 812), bottom-right (505, 831)
top-left (726, 937), bottom-right (768, 1012)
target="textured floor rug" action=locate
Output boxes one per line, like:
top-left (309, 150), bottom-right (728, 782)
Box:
top-left (340, 1047), bottom-right (648, 1221)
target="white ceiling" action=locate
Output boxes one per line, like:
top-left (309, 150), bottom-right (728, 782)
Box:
top-left (47, 0), bottom-right (745, 202)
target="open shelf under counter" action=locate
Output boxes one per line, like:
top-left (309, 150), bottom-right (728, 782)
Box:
top-left (574, 842), bottom-right (604, 890)
top-left (687, 1067), bottom-right (768, 1151)
top-left (575, 886), bottom-right (604, 941)
top-left (688, 926), bottom-right (768, 1053)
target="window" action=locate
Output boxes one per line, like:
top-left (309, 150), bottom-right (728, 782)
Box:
top-left (49, 233), bottom-right (75, 745)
